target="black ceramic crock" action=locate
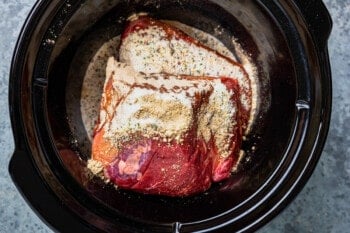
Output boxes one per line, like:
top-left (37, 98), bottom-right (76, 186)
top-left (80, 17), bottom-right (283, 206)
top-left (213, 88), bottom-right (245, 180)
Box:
top-left (9, 0), bottom-right (332, 232)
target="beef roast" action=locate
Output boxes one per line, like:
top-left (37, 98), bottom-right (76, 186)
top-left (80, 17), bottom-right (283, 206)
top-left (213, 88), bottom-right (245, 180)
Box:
top-left (90, 57), bottom-right (241, 196)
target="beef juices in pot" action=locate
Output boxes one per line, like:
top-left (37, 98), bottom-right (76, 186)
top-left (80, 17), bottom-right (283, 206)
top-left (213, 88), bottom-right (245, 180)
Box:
top-left (88, 14), bottom-right (257, 196)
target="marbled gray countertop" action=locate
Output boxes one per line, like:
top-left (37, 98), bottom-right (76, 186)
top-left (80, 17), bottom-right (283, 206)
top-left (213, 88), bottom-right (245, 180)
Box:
top-left (0, 0), bottom-right (349, 232)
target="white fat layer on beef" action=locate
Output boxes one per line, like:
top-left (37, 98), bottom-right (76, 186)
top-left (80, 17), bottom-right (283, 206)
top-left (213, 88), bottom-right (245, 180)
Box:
top-left (119, 24), bottom-right (252, 126)
top-left (161, 20), bottom-right (237, 61)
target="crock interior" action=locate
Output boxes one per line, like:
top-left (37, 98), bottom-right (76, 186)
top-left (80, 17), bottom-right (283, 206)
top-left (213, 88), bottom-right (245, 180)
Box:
top-left (43, 0), bottom-right (297, 227)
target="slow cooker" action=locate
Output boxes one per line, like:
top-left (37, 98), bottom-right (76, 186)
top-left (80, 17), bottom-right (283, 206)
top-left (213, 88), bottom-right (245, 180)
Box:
top-left (9, 0), bottom-right (332, 232)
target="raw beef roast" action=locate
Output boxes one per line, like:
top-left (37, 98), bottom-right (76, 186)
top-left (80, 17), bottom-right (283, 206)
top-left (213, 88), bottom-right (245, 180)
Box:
top-left (90, 57), bottom-right (242, 196)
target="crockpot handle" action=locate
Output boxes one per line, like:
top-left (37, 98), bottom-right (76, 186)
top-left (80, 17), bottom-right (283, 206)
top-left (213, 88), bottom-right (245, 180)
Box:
top-left (293, 0), bottom-right (332, 48)
top-left (8, 150), bottom-right (96, 233)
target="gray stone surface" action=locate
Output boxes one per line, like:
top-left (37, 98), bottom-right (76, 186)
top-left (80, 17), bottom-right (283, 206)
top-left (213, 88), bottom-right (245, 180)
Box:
top-left (0, 0), bottom-right (348, 232)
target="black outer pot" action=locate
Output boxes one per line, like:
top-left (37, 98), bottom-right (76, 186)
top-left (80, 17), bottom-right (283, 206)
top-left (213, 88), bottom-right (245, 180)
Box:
top-left (9, 0), bottom-right (332, 232)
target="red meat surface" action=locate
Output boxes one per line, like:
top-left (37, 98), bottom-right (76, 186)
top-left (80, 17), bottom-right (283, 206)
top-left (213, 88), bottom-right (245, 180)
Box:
top-left (105, 138), bottom-right (213, 196)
